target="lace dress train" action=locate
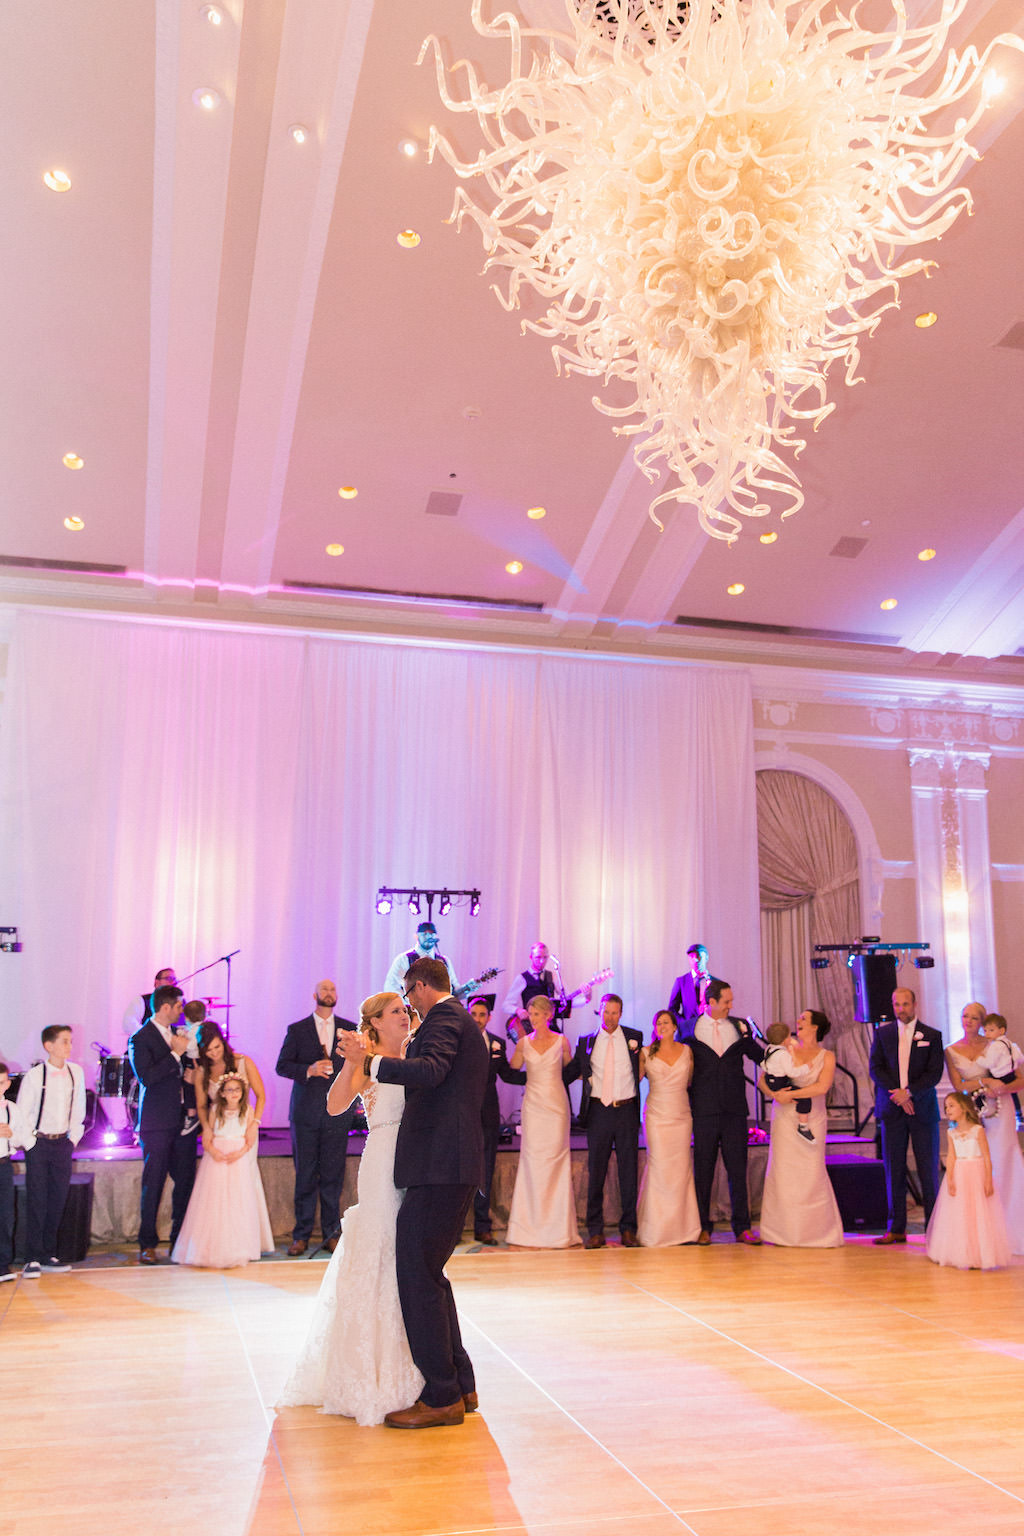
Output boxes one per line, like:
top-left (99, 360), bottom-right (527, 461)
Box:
top-left (280, 1081), bottom-right (423, 1425)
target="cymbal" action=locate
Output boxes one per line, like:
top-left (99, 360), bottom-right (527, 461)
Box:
top-left (200, 996), bottom-right (236, 1009)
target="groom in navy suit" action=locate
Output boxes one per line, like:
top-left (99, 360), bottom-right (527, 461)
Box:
top-left (340, 955), bottom-right (488, 1428)
top-left (869, 986), bottom-right (943, 1243)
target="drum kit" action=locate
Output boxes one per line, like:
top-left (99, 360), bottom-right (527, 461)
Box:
top-left (95, 995), bottom-right (235, 1140)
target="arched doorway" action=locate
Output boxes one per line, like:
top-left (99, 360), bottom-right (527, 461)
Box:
top-left (756, 768), bottom-right (871, 1116)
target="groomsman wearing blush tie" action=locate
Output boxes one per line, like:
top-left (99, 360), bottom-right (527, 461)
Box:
top-left (276, 979), bottom-right (358, 1256)
top-left (566, 994), bottom-right (644, 1248)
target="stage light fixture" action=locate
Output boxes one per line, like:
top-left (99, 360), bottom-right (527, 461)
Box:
top-left (810, 957), bottom-right (830, 970)
top-left (914, 956), bottom-right (936, 969)
top-left (470, 891), bottom-right (481, 917)
top-left (408, 894), bottom-right (421, 916)
top-left (375, 891), bottom-right (393, 915)
top-left (438, 891), bottom-right (452, 917)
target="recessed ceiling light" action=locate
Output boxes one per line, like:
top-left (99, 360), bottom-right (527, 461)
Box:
top-left (727, 582), bottom-right (745, 595)
top-left (505, 560), bottom-right (524, 575)
top-left (918, 548), bottom-right (937, 561)
top-left (63, 515), bottom-right (85, 532)
top-left (915, 311), bottom-right (937, 328)
top-left (880, 597), bottom-right (898, 610)
top-left (325, 543), bottom-right (344, 556)
top-left (759, 531), bottom-right (777, 544)
top-left (288, 124), bottom-right (309, 145)
top-left (337, 486), bottom-right (358, 499)
top-left (399, 138), bottom-right (419, 158)
top-left (527, 506), bottom-right (546, 520)
top-left (200, 3), bottom-right (224, 23)
top-left (192, 87), bottom-right (221, 111)
top-left (43, 169), bottom-right (72, 193)
top-left (62, 452), bottom-right (84, 470)
top-left (397, 229), bottom-right (421, 249)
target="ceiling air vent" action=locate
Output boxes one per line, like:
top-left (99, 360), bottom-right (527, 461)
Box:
top-left (673, 614), bottom-right (896, 645)
top-left (424, 491), bottom-right (462, 517)
top-left (829, 536), bottom-right (868, 559)
top-left (282, 579), bottom-right (542, 612)
top-left (996, 321), bottom-right (1024, 351)
top-left (0, 555), bottom-right (127, 575)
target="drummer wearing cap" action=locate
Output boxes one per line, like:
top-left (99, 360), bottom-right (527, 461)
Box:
top-left (383, 921), bottom-right (459, 1000)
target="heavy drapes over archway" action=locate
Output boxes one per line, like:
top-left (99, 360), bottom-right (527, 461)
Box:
top-left (756, 768), bottom-right (870, 1108)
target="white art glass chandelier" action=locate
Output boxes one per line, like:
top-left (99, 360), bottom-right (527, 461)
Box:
top-left (423, 0), bottom-right (1022, 540)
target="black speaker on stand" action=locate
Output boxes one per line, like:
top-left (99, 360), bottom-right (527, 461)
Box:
top-left (851, 953), bottom-right (898, 1024)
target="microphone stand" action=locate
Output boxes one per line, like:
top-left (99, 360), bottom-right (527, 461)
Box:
top-left (177, 949), bottom-right (241, 1041)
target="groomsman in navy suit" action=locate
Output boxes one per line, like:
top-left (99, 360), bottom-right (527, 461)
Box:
top-left (685, 980), bottom-right (764, 1245)
top-left (869, 987), bottom-right (943, 1244)
top-left (567, 993), bottom-right (644, 1248)
top-left (129, 984), bottom-right (195, 1264)
top-left (668, 943), bottom-right (721, 1039)
top-left (276, 978), bottom-right (358, 1255)
top-left (468, 996), bottom-right (525, 1244)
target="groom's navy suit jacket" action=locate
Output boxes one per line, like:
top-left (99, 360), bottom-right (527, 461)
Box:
top-left (375, 996), bottom-right (488, 1188)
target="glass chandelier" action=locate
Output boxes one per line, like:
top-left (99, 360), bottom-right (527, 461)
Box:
top-left (423, 1), bottom-right (1022, 541)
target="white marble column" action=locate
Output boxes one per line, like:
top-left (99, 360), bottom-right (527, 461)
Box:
top-left (953, 752), bottom-right (997, 1010)
top-left (908, 749), bottom-right (950, 1033)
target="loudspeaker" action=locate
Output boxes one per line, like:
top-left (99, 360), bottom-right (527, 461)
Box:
top-left (826, 1155), bottom-right (888, 1231)
top-left (851, 953), bottom-right (898, 1023)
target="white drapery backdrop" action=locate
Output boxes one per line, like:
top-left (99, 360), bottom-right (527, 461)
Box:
top-left (0, 609), bottom-right (760, 1123)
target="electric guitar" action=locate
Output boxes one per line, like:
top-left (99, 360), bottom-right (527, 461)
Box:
top-left (453, 967), bottom-right (502, 1003)
top-left (506, 966), bottom-right (614, 1039)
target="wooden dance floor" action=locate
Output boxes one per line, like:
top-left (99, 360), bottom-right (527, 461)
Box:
top-left (5, 1239), bottom-right (1024, 1535)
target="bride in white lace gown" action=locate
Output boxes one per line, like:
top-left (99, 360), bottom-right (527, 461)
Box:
top-left (281, 992), bottom-right (423, 1425)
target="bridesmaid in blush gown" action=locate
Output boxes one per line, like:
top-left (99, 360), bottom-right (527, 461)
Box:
top-left (637, 1011), bottom-right (700, 1246)
top-left (759, 1010), bottom-right (843, 1248)
top-left (506, 995), bottom-right (580, 1248)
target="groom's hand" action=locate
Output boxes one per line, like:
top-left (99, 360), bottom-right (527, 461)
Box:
top-left (337, 1032), bottom-right (368, 1065)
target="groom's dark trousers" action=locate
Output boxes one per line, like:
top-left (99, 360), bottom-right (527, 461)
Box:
top-left (375, 995), bottom-right (489, 1409)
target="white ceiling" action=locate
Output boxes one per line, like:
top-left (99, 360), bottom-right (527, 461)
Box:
top-left (2, 0), bottom-right (1024, 682)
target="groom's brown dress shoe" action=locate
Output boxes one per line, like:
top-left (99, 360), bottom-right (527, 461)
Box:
top-left (138, 1249), bottom-right (159, 1265)
top-left (697, 1231), bottom-right (712, 1246)
top-left (873, 1231), bottom-right (907, 1245)
top-left (463, 1392), bottom-right (479, 1413)
top-left (384, 1399), bottom-right (465, 1429)
top-left (620, 1231), bottom-right (640, 1248)
top-left (286, 1239), bottom-right (307, 1256)
top-left (584, 1233), bottom-right (606, 1249)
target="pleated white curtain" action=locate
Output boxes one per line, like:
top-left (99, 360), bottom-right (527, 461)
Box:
top-left (0, 609), bottom-right (760, 1123)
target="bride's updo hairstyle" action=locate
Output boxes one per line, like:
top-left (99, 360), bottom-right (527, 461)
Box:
top-left (806, 1010), bottom-right (831, 1042)
top-left (358, 991), bottom-right (402, 1048)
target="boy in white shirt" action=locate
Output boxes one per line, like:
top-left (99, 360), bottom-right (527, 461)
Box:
top-left (16, 1026), bottom-right (87, 1277)
top-left (0, 1062), bottom-right (21, 1282)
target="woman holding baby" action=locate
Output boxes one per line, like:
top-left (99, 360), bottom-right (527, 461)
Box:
top-left (758, 1009), bottom-right (844, 1247)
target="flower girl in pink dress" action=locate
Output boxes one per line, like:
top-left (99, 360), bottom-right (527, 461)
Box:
top-left (926, 1092), bottom-right (1010, 1270)
top-left (172, 1072), bottom-right (274, 1268)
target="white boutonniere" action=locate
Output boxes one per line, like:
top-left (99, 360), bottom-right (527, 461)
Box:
top-left (629, 1038), bottom-right (639, 1052)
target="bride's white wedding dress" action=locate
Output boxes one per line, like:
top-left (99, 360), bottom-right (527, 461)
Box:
top-left (280, 1079), bottom-right (423, 1425)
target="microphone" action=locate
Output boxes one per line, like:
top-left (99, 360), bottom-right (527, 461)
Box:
top-left (92, 1041), bottom-right (110, 1057)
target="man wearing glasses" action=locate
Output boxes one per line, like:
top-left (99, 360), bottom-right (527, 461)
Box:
top-left (339, 956), bottom-right (487, 1427)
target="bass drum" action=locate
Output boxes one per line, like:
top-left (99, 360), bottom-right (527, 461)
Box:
top-left (97, 1055), bottom-right (134, 1097)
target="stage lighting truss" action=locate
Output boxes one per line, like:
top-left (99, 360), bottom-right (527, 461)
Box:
top-left (374, 886), bottom-right (482, 922)
top-left (0, 925), bottom-right (22, 953)
top-left (811, 939), bottom-right (931, 970)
